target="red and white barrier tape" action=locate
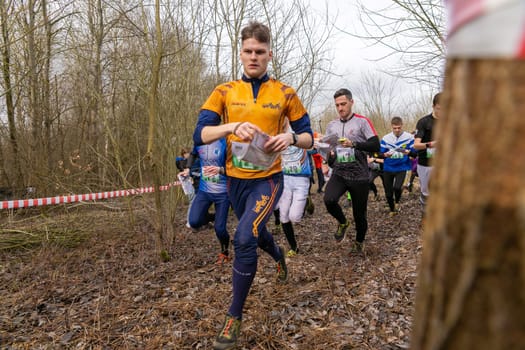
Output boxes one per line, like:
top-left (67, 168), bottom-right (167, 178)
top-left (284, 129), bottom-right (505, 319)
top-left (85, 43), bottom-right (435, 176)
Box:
top-left (0, 181), bottom-right (181, 210)
top-left (446, 0), bottom-right (525, 58)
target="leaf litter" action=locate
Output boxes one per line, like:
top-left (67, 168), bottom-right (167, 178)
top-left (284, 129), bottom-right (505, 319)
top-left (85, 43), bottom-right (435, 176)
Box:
top-left (0, 185), bottom-right (423, 349)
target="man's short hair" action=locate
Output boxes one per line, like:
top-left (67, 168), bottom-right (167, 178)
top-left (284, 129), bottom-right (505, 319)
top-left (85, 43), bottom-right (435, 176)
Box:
top-left (433, 92), bottom-right (442, 106)
top-left (241, 21), bottom-right (271, 44)
top-left (334, 88), bottom-right (353, 100)
top-left (391, 116), bottom-right (403, 125)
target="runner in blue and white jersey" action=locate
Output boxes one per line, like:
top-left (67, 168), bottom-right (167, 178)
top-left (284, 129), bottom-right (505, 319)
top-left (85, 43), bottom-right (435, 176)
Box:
top-left (380, 116), bottom-right (415, 215)
top-left (187, 138), bottom-right (231, 265)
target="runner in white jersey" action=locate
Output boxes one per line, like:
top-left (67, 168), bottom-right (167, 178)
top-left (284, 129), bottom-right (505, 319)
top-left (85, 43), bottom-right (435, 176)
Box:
top-left (275, 142), bottom-right (312, 256)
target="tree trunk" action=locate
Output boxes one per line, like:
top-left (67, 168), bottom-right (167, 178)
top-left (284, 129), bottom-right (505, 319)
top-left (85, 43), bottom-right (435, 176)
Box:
top-left (0, 0), bottom-right (23, 188)
top-left (42, 0), bottom-right (53, 194)
top-left (146, 0), bottom-right (171, 258)
top-left (27, 0), bottom-right (44, 187)
top-left (411, 59), bottom-right (525, 349)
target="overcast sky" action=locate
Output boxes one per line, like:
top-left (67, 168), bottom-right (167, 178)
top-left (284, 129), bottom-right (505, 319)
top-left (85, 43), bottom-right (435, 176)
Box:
top-left (306, 0), bottom-right (436, 117)
top-left (305, 0), bottom-right (394, 114)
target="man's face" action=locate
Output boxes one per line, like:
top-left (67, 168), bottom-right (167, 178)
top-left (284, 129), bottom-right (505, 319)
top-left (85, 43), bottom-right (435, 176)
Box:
top-left (240, 38), bottom-right (272, 79)
top-left (392, 124), bottom-right (403, 137)
top-left (432, 103), bottom-right (441, 119)
top-left (334, 95), bottom-right (353, 120)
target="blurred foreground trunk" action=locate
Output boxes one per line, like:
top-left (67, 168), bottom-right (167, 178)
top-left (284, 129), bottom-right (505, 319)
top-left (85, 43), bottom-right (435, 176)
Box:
top-left (411, 60), bottom-right (525, 349)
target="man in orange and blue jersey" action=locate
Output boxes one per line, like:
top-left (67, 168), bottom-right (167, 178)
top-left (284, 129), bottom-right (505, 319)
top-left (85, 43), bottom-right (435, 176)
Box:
top-left (192, 21), bottom-right (313, 350)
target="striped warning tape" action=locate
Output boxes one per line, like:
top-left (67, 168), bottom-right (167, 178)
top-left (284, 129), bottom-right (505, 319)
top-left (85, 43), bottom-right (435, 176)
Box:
top-left (0, 181), bottom-right (181, 210)
top-left (446, 0), bottom-right (525, 58)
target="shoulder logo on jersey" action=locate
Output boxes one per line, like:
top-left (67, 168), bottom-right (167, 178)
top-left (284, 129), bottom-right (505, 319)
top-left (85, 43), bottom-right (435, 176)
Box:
top-left (280, 84), bottom-right (290, 92)
top-left (284, 93), bottom-right (295, 101)
top-left (232, 101), bottom-right (247, 107)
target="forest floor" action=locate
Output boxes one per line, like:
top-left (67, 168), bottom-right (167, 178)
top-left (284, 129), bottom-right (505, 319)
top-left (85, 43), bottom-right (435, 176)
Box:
top-left (0, 180), bottom-right (423, 350)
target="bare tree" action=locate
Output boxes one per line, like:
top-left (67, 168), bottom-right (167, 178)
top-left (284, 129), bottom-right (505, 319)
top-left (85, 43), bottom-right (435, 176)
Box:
top-left (0, 0), bottom-right (23, 188)
top-left (0, 0), bottom-right (334, 205)
top-left (19, 0), bottom-right (59, 193)
top-left (354, 70), bottom-right (436, 135)
top-left (25, 0), bottom-right (44, 183)
top-left (352, 0), bottom-right (446, 90)
top-left (352, 70), bottom-right (403, 134)
top-left (62, 0), bottom-right (141, 191)
top-left (263, 0), bottom-right (334, 110)
top-left (144, 0), bottom-right (171, 256)
top-left (202, 0), bottom-right (334, 112)
top-left (216, 0), bottom-right (247, 80)
top-left (41, 0), bottom-right (54, 190)
top-left (315, 103), bottom-right (337, 135)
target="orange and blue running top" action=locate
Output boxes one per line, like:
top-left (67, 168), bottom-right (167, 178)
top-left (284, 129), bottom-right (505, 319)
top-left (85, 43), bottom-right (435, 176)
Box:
top-left (194, 74), bottom-right (312, 179)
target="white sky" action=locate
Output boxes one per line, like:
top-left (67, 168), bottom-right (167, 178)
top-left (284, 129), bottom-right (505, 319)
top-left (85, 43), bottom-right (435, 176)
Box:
top-left (306, 0), bottom-right (435, 117)
top-left (312, 1), bottom-right (398, 78)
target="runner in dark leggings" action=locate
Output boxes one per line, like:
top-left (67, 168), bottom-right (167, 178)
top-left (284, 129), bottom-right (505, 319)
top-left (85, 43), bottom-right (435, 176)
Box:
top-left (186, 138), bottom-right (231, 265)
top-left (380, 116), bottom-right (415, 216)
top-left (414, 92), bottom-right (441, 212)
top-left (193, 22), bottom-right (314, 350)
top-left (323, 88), bottom-right (380, 254)
top-left (367, 153), bottom-right (383, 200)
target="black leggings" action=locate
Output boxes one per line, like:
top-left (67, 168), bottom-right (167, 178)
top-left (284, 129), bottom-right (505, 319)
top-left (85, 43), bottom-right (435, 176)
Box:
top-left (323, 174), bottom-right (369, 243)
top-left (382, 171), bottom-right (407, 211)
top-left (369, 169), bottom-right (383, 196)
top-left (315, 167), bottom-right (325, 191)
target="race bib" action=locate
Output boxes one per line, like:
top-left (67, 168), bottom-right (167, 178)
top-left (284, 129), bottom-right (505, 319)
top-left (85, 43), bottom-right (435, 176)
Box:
top-left (283, 160), bottom-right (302, 174)
top-left (336, 147), bottom-right (356, 163)
top-left (282, 145), bottom-right (306, 175)
top-left (391, 151), bottom-right (404, 159)
top-left (232, 155), bottom-right (265, 170)
top-left (202, 174), bottom-right (220, 183)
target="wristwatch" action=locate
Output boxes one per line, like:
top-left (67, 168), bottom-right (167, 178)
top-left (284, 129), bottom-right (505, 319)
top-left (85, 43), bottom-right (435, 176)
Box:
top-left (291, 133), bottom-right (298, 146)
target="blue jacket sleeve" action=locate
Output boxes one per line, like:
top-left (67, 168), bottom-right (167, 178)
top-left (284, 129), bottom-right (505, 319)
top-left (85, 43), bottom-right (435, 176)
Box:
top-left (290, 114), bottom-right (314, 147)
top-left (193, 109), bottom-right (221, 146)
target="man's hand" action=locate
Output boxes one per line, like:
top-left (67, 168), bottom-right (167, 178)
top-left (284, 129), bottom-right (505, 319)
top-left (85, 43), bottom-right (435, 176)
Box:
top-left (264, 133), bottom-right (293, 153)
top-left (339, 138), bottom-right (354, 148)
top-left (202, 165), bottom-right (220, 177)
top-left (232, 122), bottom-right (262, 142)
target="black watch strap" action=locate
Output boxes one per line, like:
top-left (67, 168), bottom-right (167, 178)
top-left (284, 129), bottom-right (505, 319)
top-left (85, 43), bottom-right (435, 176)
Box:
top-left (291, 133), bottom-right (298, 145)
